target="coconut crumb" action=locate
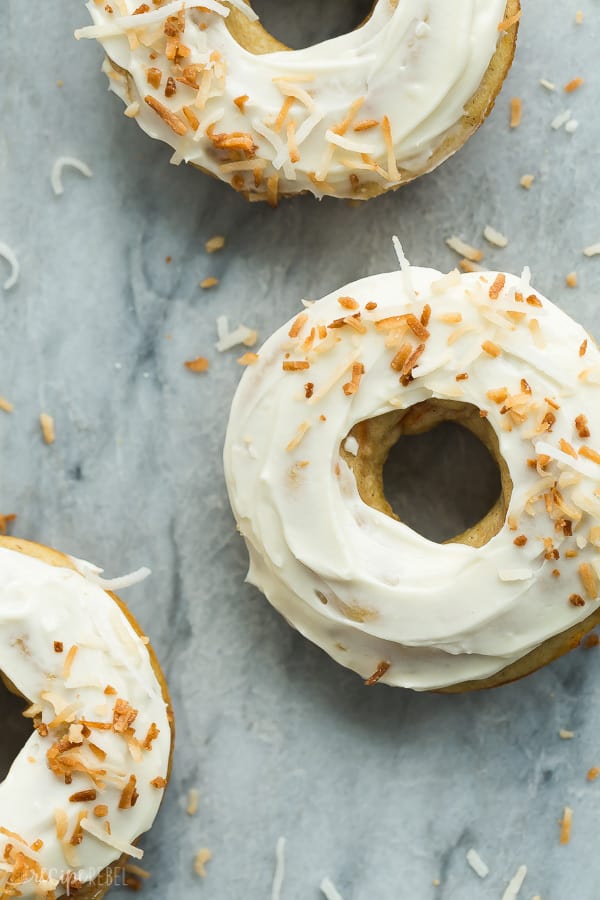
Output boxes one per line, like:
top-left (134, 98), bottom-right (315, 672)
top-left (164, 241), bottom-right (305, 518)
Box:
top-left (466, 849), bottom-right (489, 879)
top-left (565, 77), bottom-right (584, 93)
top-left (184, 357), bottom-right (209, 373)
top-left (320, 877), bottom-right (344, 900)
top-left (587, 767), bottom-right (600, 781)
top-left (559, 729), bottom-right (575, 739)
top-left (481, 341), bottom-right (502, 358)
top-left (238, 352), bottom-right (259, 366)
top-left (194, 848), bottom-right (212, 878)
top-left (575, 10), bottom-right (584, 24)
top-left (501, 864), bottom-right (527, 900)
top-left (0, 395), bottom-right (13, 413)
top-left (540, 78), bottom-right (557, 91)
top-left (520, 174), bottom-right (535, 189)
top-left (583, 243), bottom-right (600, 257)
top-left (483, 226), bottom-right (508, 248)
top-left (51, 156), bottom-right (93, 196)
top-left (559, 806), bottom-right (573, 844)
top-left (510, 97), bottom-right (522, 128)
top-left (271, 837), bottom-right (286, 900)
top-left (200, 277), bottom-right (219, 289)
top-left (445, 236), bottom-right (483, 262)
top-left (40, 413), bottom-right (55, 445)
top-left (205, 235), bottom-right (225, 254)
top-left (186, 789), bottom-right (199, 816)
top-left (566, 272), bottom-right (578, 288)
top-left (0, 513), bottom-right (16, 535)
top-left (0, 242), bottom-right (19, 291)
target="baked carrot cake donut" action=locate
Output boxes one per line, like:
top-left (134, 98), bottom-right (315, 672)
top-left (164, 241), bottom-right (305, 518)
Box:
top-left (76, 0), bottom-right (519, 203)
top-left (224, 255), bottom-right (600, 691)
top-left (0, 536), bottom-right (173, 897)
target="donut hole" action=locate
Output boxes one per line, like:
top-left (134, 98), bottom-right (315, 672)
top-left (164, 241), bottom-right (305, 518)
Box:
top-left (227, 0), bottom-right (375, 53)
top-left (341, 399), bottom-right (512, 546)
top-left (0, 674), bottom-right (32, 782)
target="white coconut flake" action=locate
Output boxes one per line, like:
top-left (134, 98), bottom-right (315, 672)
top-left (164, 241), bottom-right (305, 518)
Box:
top-left (499, 569), bottom-right (534, 582)
top-left (51, 156), bottom-right (93, 196)
top-left (583, 243), bottom-right (600, 257)
top-left (565, 119), bottom-right (578, 133)
top-left (344, 436), bottom-right (359, 456)
top-left (81, 818), bottom-right (144, 860)
top-left (0, 241), bottom-right (19, 290)
top-left (520, 265), bottom-right (532, 293)
top-left (483, 225), bottom-right (508, 248)
top-left (466, 848), bottom-right (489, 879)
top-left (446, 235), bottom-right (483, 262)
top-left (551, 110), bottom-right (571, 130)
top-left (559, 729), bottom-right (575, 739)
top-left (271, 837), bottom-right (286, 900)
top-left (325, 131), bottom-right (378, 155)
top-left (391, 235), bottom-right (416, 301)
top-left (216, 315), bottom-right (229, 340)
top-left (320, 877), bottom-right (344, 900)
top-left (501, 864), bottom-right (527, 900)
top-left (69, 555), bottom-right (151, 590)
top-left (216, 323), bottom-right (257, 352)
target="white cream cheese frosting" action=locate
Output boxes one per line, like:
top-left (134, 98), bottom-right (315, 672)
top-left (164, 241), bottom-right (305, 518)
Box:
top-left (76, 0), bottom-right (511, 200)
top-left (224, 262), bottom-right (600, 690)
top-left (0, 547), bottom-right (171, 897)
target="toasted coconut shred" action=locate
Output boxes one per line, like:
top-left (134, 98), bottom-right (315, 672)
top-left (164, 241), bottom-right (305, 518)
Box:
top-left (50, 156), bottom-right (93, 195)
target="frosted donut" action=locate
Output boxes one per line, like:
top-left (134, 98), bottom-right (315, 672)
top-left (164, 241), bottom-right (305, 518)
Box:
top-left (77, 0), bottom-right (519, 203)
top-left (224, 259), bottom-right (600, 691)
top-left (0, 536), bottom-right (173, 898)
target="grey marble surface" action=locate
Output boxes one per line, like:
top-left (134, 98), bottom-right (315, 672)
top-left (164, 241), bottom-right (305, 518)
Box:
top-left (2, 2), bottom-right (600, 898)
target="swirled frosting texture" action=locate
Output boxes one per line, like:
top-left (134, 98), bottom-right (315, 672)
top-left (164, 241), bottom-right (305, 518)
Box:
top-left (78, 0), bottom-right (509, 200)
top-left (224, 266), bottom-right (600, 690)
top-left (0, 548), bottom-right (171, 896)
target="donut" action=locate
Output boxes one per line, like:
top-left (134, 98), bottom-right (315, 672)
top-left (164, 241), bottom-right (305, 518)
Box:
top-left (0, 536), bottom-right (173, 898)
top-left (77, 0), bottom-right (519, 203)
top-left (224, 258), bottom-right (600, 691)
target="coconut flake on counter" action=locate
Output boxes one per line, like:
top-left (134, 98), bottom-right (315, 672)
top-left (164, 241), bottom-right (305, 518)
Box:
top-left (520, 174), bottom-right (535, 189)
top-left (501, 865), bottom-right (527, 900)
top-left (320, 877), bottom-right (344, 900)
top-left (559, 729), bottom-right (575, 739)
top-left (466, 848), bottom-right (489, 879)
top-left (69, 555), bottom-right (151, 591)
top-left (551, 110), bottom-right (572, 130)
top-left (194, 848), bottom-right (212, 877)
top-left (583, 243), bottom-right (600, 257)
top-left (51, 156), bottom-right (93, 196)
top-left (483, 226), bottom-right (508, 248)
top-left (0, 241), bottom-right (19, 290)
top-left (565, 119), bottom-right (578, 134)
top-left (446, 236), bottom-right (483, 262)
top-left (540, 78), bottom-right (557, 91)
top-left (271, 837), bottom-right (286, 900)
top-left (216, 317), bottom-right (258, 352)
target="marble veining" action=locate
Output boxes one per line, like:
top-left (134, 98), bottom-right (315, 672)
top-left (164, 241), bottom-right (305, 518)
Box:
top-left (1, 1), bottom-right (599, 897)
